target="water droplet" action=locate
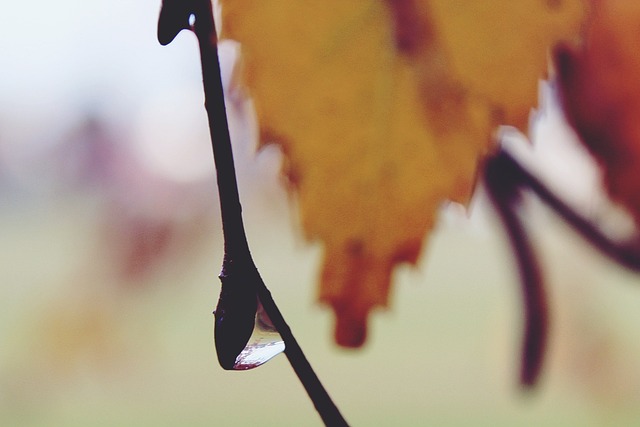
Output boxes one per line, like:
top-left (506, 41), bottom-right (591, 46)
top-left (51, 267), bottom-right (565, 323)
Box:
top-left (222, 301), bottom-right (285, 370)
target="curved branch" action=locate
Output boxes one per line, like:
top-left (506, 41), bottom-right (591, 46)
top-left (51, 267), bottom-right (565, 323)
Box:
top-left (503, 151), bottom-right (640, 271)
top-left (484, 152), bottom-right (547, 387)
top-left (485, 149), bottom-right (640, 388)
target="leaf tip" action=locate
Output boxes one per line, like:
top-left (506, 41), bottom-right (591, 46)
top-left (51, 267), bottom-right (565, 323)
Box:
top-left (333, 305), bottom-right (368, 348)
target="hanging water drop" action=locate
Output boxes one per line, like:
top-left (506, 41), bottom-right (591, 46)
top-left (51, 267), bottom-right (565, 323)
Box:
top-left (216, 300), bottom-right (285, 370)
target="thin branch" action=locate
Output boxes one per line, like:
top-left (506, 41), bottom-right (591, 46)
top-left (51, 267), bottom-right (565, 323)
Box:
top-left (497, 150), bottom-right (640, 271)
top-left (158, 1), bottom-right (348, 425)
top-left (484, 152), bottom-right (547, 387)
top-left (485, 149), bottom-right (640, 387)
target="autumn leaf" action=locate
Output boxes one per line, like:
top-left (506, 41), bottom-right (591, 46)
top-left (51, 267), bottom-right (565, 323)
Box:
top-left (556, 0), bottom-right (640, 223)
top-left (219, 0), bottom-right (587, 347)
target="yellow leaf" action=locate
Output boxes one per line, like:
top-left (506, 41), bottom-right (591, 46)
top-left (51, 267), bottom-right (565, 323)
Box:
top-left (219, 0), bottom-right (587, 346)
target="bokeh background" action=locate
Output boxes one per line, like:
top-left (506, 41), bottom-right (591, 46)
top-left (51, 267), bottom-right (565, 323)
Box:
top-left (4, 1), bottom-right (640, 425)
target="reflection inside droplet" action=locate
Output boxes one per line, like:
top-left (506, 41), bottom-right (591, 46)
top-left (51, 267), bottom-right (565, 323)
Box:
top-left (230, 301), bottom-right (285, 370)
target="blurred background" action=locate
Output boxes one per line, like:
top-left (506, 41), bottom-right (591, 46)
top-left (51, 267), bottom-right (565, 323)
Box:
top-left (4, 1), bottom-right (640, 426)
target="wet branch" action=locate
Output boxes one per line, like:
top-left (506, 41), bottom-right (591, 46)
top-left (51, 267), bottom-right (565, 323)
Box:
top-left (157, 1), bottom-right (348, 425)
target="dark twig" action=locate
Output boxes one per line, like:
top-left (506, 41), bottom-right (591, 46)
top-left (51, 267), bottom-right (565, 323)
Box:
top-left (503, 152), bottom-right (640, 271)
top-left (485, 149), bottom-right (640, 387)
top-left (157, 1), bottom-right (348, 425)
top-left (484, 152), bottom-right (547, 387)
top-left (494, 150), bottom-right (640, 272)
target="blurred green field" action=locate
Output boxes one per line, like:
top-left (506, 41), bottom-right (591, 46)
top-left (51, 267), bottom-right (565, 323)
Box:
top-left (4, 190), bottom-right (640, 426)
